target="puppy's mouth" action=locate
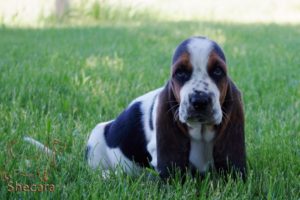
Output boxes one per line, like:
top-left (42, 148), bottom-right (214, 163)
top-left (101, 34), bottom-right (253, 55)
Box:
top-left (186, 115), bottom-right (214, 125)
top-left (178, 102), bottom-right (223, 126)
top-left (185, 109), bottom-right (221, 126)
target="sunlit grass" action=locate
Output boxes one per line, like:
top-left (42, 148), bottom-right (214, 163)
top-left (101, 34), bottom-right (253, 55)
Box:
top-left (0, 21), bottom-right (299, 199)
top-left (1, 0), bottom-right (300, 27)
top-left (146, 0), bottom-right (300, 24)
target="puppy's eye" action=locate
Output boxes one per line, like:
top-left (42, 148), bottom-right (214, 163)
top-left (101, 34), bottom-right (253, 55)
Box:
top-left (213, 67), bottom-right (223, 77)
top-left (211, 66), bottom-right (224, 80)
top-left (175, 69), bottom-right (191, 82)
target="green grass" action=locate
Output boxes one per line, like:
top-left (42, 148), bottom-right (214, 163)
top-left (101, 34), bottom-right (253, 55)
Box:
top-left (0, 21), bottom-right (300, 199)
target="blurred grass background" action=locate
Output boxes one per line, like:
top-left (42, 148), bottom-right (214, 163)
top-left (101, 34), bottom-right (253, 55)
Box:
top-left (1, 0), bottom-right (300, 26)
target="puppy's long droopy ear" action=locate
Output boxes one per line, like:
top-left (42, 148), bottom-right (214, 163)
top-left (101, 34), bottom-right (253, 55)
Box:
top-left (156, 82), bottom-right (190, 180)
top-left (213, 79), bottom-right (247, 180)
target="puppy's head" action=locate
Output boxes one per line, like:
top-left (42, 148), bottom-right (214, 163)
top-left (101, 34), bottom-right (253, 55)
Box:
top-left (170, 37), bottom-right (228, 128)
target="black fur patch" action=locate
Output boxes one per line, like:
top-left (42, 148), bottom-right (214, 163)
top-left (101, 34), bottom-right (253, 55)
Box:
top-left (212, 41), bottom-right (226, 62)
top-left (104, 122), bottom-right (112, 139)
top-left (104, 102), bottom-right (152, 167)
top-left (172, 39), bottom-right (190, 64)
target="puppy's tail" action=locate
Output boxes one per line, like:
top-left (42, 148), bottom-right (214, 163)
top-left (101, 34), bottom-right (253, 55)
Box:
top-left (23, 136), bottom-right (54, 156)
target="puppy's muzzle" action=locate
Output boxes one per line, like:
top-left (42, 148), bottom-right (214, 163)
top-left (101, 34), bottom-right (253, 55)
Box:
top-left (187, 91), bottom-right (213, 121)
top-left (189, 91), bottom-right (212, 110)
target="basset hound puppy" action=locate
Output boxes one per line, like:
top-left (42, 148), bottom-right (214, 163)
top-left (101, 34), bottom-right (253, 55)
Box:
top-left (86, 36), bottom-right (246, 180)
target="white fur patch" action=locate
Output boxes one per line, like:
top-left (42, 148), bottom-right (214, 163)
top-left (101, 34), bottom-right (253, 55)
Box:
top-left (147, 95), bottom-right (160, 169)
top-left (86, 121), bottom-right (112, 169)
top-left (133, 87), bottom-right (162, 169)
top-left (188, 124), bottom-right (202, 140)
top-left (188, 37), bottom-right (212, 71)
top-left (188, 125), bottom-right (215, 172)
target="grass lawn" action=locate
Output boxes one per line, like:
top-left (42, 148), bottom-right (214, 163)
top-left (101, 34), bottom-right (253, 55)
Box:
top-left (0, 20), bottom-right (299, 199)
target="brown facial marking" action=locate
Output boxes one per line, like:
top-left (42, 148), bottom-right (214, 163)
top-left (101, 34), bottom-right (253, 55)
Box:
top-left (171, 52), bottom-right (193, 103)
top-left (207, 51), bottom-right (228, 104)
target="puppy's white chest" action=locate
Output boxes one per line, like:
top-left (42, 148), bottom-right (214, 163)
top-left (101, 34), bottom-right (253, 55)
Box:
top-left (188, 125), bottom-right (215, 172)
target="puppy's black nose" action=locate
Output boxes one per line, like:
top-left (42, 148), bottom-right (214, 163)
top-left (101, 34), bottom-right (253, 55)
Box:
top-left (189, 92), bottom-right (212, 110)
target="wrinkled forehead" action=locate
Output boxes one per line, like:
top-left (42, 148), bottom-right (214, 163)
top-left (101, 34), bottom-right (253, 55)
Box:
top-left (172, 37), bottom-right (226, 66)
